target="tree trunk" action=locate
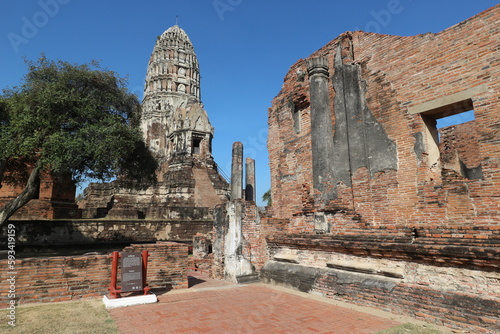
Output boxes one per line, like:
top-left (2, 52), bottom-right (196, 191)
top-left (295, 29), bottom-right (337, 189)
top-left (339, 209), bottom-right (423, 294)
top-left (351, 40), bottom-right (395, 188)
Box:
top-left (0, 163), bottom-right (41, 226)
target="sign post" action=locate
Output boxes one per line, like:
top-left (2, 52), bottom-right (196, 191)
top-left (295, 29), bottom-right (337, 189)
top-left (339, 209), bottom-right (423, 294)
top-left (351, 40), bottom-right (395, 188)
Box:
top-left (108, 250), bottom-right (151, 299)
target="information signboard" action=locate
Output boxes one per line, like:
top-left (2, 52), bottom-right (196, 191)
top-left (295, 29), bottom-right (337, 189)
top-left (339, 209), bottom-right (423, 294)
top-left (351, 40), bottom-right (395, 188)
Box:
top-left (121, 252), bottom-right (143, 292)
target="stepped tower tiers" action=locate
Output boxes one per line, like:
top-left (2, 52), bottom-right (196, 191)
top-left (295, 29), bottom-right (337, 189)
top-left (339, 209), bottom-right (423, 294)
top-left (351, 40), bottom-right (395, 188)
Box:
top-left (80, 25), bottom-right (229, 220)
top-left (141, 25), bottom-right (212, 173)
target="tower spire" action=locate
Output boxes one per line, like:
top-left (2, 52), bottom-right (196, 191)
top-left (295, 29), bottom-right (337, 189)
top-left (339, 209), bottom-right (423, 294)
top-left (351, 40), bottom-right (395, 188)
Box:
top-left (176, 15), bottom-right (179, 26)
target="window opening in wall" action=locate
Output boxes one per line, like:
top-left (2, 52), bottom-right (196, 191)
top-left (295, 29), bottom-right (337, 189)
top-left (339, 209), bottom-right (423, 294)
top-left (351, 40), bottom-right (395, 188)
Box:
top-left (436, 110), bottom-right (475, 141)
top-left (421, 99), bottom-right (482, 180)
top-left (192, 137), bottom-right (201, 155)
top-left (290, 96), bottom-right (308, 135)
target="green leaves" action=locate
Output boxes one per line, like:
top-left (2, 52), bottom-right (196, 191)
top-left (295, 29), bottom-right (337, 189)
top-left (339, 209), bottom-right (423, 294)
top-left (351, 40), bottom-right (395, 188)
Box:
top-left (262, 189), bottom-right (272, 206)
top-left (0, 55), bottom-right (157, 187)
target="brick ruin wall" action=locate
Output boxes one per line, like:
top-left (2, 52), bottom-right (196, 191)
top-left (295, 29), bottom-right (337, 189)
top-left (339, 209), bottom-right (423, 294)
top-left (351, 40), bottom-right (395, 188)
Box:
top-left (0, 157), bottom-right (228, 222)
top-left (0, 167), bottom-right (79, 220)
top-left (269, 7), bottom-right (500, 231)
top-left (241, 204), bottom-right (288, 273)
top-left (123, 242), bottom-right (188, 291)
top-left (261, 5), bottom-right (500, 333)
top-left (261, 246), bottom-right (499, 331)
top-left (439, 121), bottom-right (483, 178)
top-left (0, 242), bottom-right (188, 307)
top-left (79, 156), bottom-right (229, 221)
top-left (1, 219), bottom-right (213, 246)
top-left (210, 201), bottom-right (282, 278)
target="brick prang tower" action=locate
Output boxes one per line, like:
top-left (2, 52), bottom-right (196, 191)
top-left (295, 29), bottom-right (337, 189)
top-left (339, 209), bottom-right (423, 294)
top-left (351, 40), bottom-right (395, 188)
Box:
top-left (80, 25), bottom-right (229, 219)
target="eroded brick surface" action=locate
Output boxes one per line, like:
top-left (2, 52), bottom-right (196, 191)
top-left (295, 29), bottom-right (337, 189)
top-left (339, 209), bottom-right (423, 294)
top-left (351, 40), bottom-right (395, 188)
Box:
top-left (269, 7), bottom-right (500, 228)
top-left (260, 5), bottom-right (500, 333)
top-left (0, 166), bottom-right (79, 219)
top-left (0, 242), bottom-right (188, 307)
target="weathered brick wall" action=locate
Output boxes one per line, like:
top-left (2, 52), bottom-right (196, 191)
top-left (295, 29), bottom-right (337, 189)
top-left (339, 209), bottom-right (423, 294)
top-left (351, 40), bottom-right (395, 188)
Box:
top-left (241, 204), bottom-right (266, 272)
top-left (439, 121), bottom-right (482, 173)
top-left (210, 200), bottom-right (288, 280)
top-left (190, 233), bottom-right (214, 272)
top-left (0, 166), bottom-right (79, 220)
top-left (1, 219), bottom-right (213, 246)
top-left (262, 239), bottom-right (500, 333)
top-left (79, 158), bottom-right (229, 220)
top-left (0, 242), bottom-right (188, 307)
top-left (188, 257), bottom-right (212, 272)
top-left (0, 254), bottom-right (111, 307)
top-left (241, 204), bottom-right (292, 273)
top-left (124, 242), bottom-right (188, 291)
top-left (267, 233), bottom-right (499, 270)
top-left (210, 204), bottom-right (226, 280)
top-left (0, 199), bottom-right (81, 220)
top-left (268, 5), bottom-right (500, 233)
top-left (262, 5), bottom-right (500, 332)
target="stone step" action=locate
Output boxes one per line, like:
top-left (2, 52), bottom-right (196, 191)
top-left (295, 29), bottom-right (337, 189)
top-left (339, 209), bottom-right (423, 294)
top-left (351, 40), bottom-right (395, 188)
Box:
top-left (236, 273), bottom-right (260, 284)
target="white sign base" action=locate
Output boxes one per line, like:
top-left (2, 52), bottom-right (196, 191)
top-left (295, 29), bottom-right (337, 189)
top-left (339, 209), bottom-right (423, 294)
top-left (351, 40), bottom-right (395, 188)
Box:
top-left (102, 293), bottom-right (157, 309)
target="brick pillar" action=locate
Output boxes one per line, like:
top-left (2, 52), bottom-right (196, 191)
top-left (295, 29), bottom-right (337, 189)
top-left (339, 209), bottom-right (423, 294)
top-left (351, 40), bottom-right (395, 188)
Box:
top-left (245, 157), bottom-right (256, 202)
top-left (307, 57), bottom-right (335, 204)
top-left (230, 142), bottom-right (243, 200)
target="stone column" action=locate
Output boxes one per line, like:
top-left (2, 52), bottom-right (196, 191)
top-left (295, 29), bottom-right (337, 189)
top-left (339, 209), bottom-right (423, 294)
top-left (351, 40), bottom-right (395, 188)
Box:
top-left (307, 57), bottom-right (335, 203)
top-left (230, 142), bottom-right (243, 200)
top-left (245, 157), bottom-right (256, 202)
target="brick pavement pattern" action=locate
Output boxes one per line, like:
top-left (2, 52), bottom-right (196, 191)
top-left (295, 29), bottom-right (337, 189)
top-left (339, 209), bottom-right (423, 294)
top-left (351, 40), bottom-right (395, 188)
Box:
top-left (109, 273), bottom-right (401, 334)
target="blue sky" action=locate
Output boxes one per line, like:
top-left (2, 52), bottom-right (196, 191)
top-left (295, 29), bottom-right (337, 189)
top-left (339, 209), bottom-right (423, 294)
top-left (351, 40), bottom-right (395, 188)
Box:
top-left (1, 1), bottom-right (497, 205)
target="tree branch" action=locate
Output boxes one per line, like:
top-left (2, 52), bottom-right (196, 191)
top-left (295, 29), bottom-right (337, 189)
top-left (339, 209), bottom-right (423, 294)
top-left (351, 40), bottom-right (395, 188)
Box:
top-left (0, 162), bottom-right (42, 226)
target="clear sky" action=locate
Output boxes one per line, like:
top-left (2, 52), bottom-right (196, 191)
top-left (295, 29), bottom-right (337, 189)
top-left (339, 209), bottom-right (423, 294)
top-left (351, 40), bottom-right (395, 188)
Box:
top-left (1, 1), bottom-right (497, 205)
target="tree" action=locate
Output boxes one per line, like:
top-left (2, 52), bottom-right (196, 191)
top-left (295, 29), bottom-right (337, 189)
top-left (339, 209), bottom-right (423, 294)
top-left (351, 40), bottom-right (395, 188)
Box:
top-left (262, 189), bottom-right (272, 207)
top-left (0, 55), bottom-right (157, 225)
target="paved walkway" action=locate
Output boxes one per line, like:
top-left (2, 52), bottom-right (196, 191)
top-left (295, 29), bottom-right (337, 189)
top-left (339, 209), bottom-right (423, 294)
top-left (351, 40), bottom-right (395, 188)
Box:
top-left (109, 271), bottom-right (402, 334)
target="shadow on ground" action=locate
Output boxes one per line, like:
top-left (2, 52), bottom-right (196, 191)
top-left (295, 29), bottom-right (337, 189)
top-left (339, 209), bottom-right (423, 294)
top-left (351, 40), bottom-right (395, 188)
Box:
top-left (188, 275), bottom-right (206, 288)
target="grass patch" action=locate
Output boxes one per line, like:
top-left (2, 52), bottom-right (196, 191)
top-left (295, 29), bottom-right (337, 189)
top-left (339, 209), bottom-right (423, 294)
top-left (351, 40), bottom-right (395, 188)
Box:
top-left (377, 323), bottom-right (443, 334)
top-left (0, 299), bottom-right (117, 334)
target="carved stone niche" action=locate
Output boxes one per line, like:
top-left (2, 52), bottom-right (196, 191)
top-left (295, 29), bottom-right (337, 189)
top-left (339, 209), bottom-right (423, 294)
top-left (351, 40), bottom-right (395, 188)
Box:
top-left (179, 51), bottom-right (186, 63)
top-left (191, 133), bottom-right (206, 155)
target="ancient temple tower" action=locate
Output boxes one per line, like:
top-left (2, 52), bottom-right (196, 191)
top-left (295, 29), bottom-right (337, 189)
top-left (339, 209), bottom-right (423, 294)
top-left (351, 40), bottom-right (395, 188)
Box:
top-left (80, 25), bottom-right (229, 219)
top-left (141, 25), bottom-right (211, 172)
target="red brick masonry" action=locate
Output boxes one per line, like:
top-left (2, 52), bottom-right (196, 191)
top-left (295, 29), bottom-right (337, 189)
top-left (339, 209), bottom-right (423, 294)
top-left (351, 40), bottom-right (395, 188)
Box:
top-left (0, 242), bottom-right (188, 307)
top-left (260, 4), bottom-right (500, 333)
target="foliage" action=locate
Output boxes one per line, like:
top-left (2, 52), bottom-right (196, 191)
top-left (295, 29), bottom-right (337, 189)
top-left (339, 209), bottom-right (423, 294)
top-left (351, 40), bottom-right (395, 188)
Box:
top-left (0, 55), bottom-right (157, 224)
top-left (0, 55), bottom-right (156, 186)
top-left (262, 189), bottom-right (272, 206)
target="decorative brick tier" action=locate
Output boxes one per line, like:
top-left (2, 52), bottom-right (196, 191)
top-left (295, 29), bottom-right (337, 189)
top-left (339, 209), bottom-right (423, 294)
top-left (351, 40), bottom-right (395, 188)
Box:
top-left (1, 219), bottom-right (213, 247)
top-left (267, 231), bottom-right (499, 270)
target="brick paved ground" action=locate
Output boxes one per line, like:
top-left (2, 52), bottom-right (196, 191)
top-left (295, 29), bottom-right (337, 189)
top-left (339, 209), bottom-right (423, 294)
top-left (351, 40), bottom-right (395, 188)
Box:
top-left (109, 271), bottom-right (405, 334)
